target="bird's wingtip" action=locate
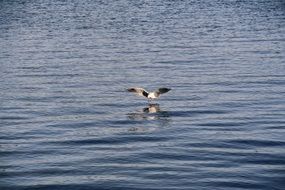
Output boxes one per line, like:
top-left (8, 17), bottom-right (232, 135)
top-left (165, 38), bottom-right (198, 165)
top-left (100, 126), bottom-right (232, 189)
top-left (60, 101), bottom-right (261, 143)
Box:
top-left (127, 88), bottom-right (135, 92)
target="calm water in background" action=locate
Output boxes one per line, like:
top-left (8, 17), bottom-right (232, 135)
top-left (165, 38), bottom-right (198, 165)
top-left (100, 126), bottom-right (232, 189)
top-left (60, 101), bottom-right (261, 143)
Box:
top-left (1, 0), bottom-right (285, 189)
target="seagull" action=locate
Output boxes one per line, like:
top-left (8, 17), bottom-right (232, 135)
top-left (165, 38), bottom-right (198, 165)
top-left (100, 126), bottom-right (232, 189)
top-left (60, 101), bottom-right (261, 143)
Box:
top-left (127, 87), bottom-right (171, 102)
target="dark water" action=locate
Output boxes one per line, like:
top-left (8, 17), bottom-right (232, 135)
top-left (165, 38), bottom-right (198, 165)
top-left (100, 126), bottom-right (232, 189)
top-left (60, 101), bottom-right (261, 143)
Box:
top-left (1, 0), bottom-right (285, 189)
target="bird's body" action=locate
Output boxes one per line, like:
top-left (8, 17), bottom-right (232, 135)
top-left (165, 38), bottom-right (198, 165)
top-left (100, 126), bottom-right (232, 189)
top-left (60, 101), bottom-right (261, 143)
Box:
top-left (147, 92), bottom-right (158, 99)
top-left (127, 87), bottom-right (171, 101)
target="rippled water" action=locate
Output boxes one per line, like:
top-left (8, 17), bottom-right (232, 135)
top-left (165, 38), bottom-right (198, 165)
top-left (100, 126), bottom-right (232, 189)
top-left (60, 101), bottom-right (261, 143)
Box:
top-left (1, 0), bottom-right (285, 189)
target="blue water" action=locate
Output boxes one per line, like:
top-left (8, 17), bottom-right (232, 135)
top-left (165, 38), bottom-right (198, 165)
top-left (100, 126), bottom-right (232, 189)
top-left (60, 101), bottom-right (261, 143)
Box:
top-left (1, 0), bottom-right (285, 189)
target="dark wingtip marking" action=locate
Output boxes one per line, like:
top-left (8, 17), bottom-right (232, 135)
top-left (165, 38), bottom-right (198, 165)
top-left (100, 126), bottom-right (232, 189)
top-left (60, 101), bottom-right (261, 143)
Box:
top-left (127, 88), bottom-right (135, 92)
top-left (159, 88), bottom-right (171, 94)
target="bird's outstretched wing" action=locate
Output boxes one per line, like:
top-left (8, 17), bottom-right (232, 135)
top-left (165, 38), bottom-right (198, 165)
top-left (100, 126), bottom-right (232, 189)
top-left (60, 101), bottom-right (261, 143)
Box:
top-left (127, 87), bottom-right (149, 98)
top-left (156, 88), bottom-right (171, 95)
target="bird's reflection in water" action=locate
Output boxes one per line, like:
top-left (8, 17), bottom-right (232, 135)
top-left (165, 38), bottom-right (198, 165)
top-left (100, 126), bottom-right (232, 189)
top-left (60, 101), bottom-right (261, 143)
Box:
top-left (143, 103), bottom-right (161, 114)
top-left (127, 104), bottom-right (171, 129)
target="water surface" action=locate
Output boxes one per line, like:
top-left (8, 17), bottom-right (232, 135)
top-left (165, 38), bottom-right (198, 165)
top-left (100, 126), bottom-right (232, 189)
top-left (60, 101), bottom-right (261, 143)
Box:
top-left (1, 0), bottom-right (285, 189)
